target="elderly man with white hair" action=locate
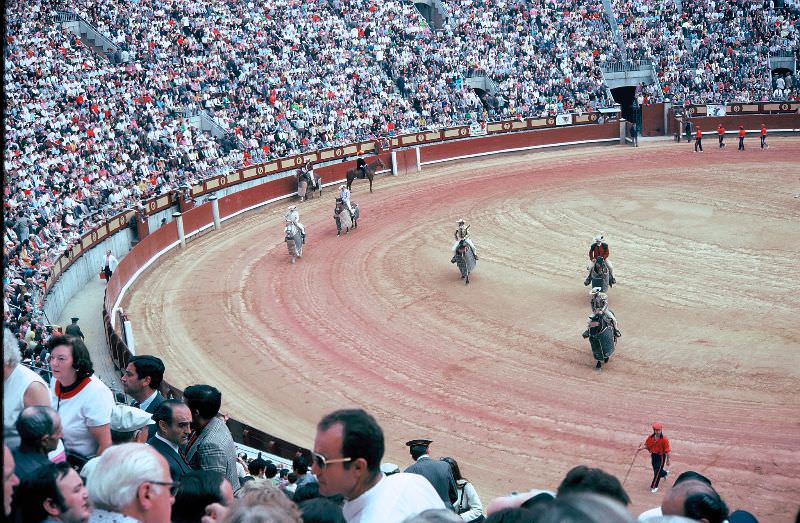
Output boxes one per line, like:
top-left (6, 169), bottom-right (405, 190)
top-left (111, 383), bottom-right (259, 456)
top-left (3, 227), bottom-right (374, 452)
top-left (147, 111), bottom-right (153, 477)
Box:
top-left (3, 327), bottom-right (50, 449)
top-left (86, 443), bottom-right (175, 523)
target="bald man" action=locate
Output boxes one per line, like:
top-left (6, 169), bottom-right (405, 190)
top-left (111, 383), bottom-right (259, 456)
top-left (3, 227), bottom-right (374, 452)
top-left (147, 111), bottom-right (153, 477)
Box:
top-left (661, 479), bottom-right (728, 523)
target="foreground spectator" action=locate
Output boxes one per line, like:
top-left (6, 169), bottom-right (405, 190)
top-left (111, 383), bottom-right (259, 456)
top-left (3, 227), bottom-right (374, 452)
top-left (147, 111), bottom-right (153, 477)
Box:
top-left (121, 355), bottom-right (166, 438)
top-left (535, 493), bottom-right (635, 523)
top-left (12, 405), bottom-right (62, 482)
top-left (13, 462), bottom-right (91, 523)
top-left (4, 327), bottom-right (50, 449)
top-left (653, 478), bottom-right (729, 523)
top-left (312, 408), bottom-right (445, 522)
top-left (172, 470), bottom-right (234, 523)
top-left (47, 335), bottom-right (114, 466)
top-left (86, 443), bottom-right (175, 523)
top-left (80, 404), bottom-right (155, 480)
top-left (149, 399), bottom-right (194, 482)
top-left (439, 457), bottom-right (484, 521)
top-left (4, 445), bottom-right (21, 518)
top-left (299, 497), bottom-right (346, 523)
top-left (556, 465), bottom-right (630, 506)
top-left (404, 439), bottom-right (457, 510)
top-left (202, 482), bottom-right (303, 523)
top-left (183, 384), bottom-right (241, 492)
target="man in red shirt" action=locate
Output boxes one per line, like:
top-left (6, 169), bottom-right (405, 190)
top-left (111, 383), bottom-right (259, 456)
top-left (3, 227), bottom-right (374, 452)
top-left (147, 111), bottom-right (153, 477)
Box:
top-left (694, 127), bottom-right (703, 152)
top-left (643, 422), bottom-right (671, 493)
top-left (760, 124), bottom-right (768, 149)
top-left (738, 126), bottom-right (746, 151)
top-left (716, 124), bottom-right (725, 148)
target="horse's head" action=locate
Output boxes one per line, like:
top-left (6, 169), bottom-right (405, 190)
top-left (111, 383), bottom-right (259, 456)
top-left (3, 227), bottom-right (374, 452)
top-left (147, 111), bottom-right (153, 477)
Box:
top-left (375, 157), bottom-right (385, 168)
top-left (588, 313), bottom-right (607, 334)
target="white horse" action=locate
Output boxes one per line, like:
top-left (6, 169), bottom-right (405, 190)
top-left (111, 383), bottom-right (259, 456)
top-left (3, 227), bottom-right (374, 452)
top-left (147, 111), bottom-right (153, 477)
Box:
top-left (285, 221), bottom-right (303, 263)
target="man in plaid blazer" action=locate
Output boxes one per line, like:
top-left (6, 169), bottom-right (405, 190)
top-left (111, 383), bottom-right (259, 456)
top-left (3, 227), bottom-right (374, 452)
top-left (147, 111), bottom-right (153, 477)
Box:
top-left (183, 384), bottom-right (241, 492)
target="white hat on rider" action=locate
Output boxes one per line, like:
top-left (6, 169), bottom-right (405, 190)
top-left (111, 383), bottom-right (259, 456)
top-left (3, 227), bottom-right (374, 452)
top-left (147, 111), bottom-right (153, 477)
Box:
top-left (287, 205), bottom-right (297, 211)
top-left (457, 219), bottom-right (465, 225)
top-left (339, 185), bottom-right (346, 190)
top-left (593, 234), bottom-right (603, 242)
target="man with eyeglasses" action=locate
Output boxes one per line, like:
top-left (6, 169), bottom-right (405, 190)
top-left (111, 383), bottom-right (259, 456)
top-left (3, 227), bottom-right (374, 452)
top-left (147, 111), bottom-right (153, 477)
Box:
top-left (312, 409), bottom-right (445, 523)
top-left (86, 443), bottom-right (176, 523)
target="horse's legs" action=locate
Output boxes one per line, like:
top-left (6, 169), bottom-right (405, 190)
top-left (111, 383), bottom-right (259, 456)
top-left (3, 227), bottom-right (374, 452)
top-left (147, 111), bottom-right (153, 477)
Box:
top-left (369, 175), bottom-right (373, 193)
top-left (465, 274), bottom-right (470, 285)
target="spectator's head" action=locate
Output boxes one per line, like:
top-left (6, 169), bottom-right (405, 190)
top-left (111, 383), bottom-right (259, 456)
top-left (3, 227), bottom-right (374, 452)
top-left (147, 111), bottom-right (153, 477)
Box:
top-left (661, 480), bottom-right (729, 523)
top-left (122, 355), bottom-right (165, 401)
top-left (534, 493), bottom-right (635, 523)
top-left (47, 335), bottom-right (94, 384)
top-left (3, 327), bottom-right (22, 374)
top-left (16, 405), bottom-right (62, 453)
top-left (3, 445), bottom-right (20, 516)
top-left (152, 400), bottom-right (192, 446)
top-left (484, 507), bottom-right (537, 523)
top-left (313, 409), bottom-right (384, 499)
top-left (172, 471), bottom-right (234, 523)
top-left (406, 438), bottom-right (433, 461)
top-left (87, 443), bottom-right (174, 523)
top-left (293, 455), bottom-right (309, 475)
top-left (183, 384), bottom-right (222, 429)
top-left (439, 457), bottom-right (464, 481)
top-left (672, 470), bottom-right (712, 487)
top-left (556, 465), bottom-right (630, 506)
top-left (265, 462), bottom-right (278, 479)
top-left (236, 482), bottom-right (303, 521)
top-left (299, 497), bottom-right (346, 523)
top-left (292, 481), bottom-right (320, 504)
top-left (249, 458), bottom-right (268, 477)
top-left (14, 462), bottom-right (91, 523)
top-left (221, 504), bottom-right (303, 523)
top-left (402, 509), bottom-right (464, 522)
top-left (110, 404), bottom-right (155, 444)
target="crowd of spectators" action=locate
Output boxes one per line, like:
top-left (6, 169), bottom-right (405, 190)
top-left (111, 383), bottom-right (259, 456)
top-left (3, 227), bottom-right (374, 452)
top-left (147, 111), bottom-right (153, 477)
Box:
top-left (5, 374), bottom-right (759, 523)
top-left (5, 0), bottom-right (800, 347)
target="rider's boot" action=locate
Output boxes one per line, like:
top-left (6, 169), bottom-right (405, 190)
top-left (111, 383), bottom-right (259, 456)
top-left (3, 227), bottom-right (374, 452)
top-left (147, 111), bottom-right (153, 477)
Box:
top-left (301, 233), bottom-right (306, 244)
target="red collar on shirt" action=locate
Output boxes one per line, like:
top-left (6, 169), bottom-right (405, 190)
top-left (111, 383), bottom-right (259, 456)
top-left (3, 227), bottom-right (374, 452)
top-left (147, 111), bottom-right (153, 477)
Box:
top-left (55, 376), bottom-right (92, 399)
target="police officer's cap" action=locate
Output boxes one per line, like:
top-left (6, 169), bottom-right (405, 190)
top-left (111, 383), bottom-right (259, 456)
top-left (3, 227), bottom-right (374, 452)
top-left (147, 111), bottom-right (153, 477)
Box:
top-left (405, 438), bottom-right (433, 449)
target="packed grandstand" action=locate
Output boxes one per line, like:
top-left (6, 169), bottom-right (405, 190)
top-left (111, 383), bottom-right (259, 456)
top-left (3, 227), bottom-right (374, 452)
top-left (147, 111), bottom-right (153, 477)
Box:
top-left (3, 0), bottom-right (799, 520)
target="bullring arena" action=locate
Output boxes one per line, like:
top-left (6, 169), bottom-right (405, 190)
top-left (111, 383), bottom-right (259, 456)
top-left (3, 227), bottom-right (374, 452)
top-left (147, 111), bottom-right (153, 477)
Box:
top-left (121, 138), bottom-right (800, 518)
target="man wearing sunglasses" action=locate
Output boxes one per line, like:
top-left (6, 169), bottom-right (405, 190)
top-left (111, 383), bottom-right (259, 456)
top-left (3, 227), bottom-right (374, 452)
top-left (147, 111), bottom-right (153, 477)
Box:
top-left (86, 443), bottom-right (176, 523)
top-left (313, 409), bottom-right (445, 523)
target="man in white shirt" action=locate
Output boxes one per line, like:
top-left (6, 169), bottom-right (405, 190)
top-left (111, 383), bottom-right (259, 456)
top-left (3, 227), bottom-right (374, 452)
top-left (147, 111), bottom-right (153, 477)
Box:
top-left (313, 409), bottom-right (445, 523)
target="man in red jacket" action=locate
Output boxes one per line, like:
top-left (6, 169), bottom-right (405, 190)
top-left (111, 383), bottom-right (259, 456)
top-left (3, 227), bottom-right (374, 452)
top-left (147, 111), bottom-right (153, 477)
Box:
top-left (589, 235), bottom-right (615, 285)
top-left (643, 422), bottom-right (671, 493)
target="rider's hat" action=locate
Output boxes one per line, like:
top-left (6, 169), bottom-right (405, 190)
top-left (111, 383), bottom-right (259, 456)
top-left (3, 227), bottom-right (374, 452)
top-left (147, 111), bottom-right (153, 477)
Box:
top-left (457, 219), bottom-right (465, 225)
top-left (287, 205), bottom-right (297, 211)
top-left (593, 234), bottom-right (603, 242)
top-left (339, 185), bottom-right (346, 190)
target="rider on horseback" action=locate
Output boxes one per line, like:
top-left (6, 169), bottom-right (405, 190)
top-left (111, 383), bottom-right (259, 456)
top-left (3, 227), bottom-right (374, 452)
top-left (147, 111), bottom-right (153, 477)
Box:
top-left (589, 234), bottom-right (615, 284)
top-left (285, 205), bottom-right (306, 243)
top-left (339, 185), bottom-right (355, 217)
top-left (451, 219), bottom-right (478, 260)
top-left (589, 287), bottom-right (620, 337)
top-left (356, 156), bottom-right (367, 178)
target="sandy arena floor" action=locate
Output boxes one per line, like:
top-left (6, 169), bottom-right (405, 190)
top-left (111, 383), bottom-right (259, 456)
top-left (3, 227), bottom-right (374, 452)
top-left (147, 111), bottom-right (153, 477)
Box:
top-left (124, 139), bottom-right (800, 520)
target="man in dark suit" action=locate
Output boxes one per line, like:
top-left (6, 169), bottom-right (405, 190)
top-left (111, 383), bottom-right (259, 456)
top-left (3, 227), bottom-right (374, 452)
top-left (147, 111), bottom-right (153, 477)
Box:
top-left (404, 438), bottom-right (458, 510)
top-left (121, 355), bottom-right (166, 438)
top-left (148, 399), bottom-right (194, 482)
top-left (183, 384), bottom-right (241, 492)
top-left (64, 317), bottom-right (84, 339)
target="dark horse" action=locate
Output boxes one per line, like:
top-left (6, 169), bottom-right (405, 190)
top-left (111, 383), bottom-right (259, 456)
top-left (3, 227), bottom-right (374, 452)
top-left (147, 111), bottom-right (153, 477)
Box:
top-left (453, 239), bottom-right (477, 285)
top-left (582, 312), bottom-right (617, 369)
top-left (297, 169), bottom-right (322, 202)
top-left (346, 157), bottom-right (385, 193)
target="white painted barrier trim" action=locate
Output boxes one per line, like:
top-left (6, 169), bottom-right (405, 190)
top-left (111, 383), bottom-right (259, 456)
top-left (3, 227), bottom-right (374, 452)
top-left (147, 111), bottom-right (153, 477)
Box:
top-left (419, 137), bottom-right (618, 166)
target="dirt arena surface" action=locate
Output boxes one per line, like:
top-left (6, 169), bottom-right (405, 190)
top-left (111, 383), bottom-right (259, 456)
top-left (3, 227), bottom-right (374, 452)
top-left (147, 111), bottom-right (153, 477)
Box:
top-left (124, 139), bottom-right (800, 520)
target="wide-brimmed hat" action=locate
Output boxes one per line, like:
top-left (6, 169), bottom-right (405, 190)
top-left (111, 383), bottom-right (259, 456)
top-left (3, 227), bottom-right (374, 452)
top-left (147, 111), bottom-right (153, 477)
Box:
top-left (457, 219), bottom-right (465, 225)
top-left (287, 205), bottom-right (297, 211)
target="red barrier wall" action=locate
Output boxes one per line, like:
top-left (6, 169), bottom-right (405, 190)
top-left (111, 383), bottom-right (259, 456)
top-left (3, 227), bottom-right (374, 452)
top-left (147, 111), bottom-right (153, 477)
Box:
top-left (420, 122), bottom-right (618, 164)
top-left (641, 105), bottom-right (664, 136)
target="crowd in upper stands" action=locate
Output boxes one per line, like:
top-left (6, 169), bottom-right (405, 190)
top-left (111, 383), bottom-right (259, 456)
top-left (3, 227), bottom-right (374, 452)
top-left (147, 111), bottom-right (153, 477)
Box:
top-left (3, 329), bottom-right (761, 522)
top-left (4, 0), bottom-right (800, 402)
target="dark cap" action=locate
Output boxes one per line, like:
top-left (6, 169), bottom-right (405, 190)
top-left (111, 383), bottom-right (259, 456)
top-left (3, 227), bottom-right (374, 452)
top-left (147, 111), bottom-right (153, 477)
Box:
top-left (405, 438), bottom-right (432, 448)
top-left (71, 317), bottom-right (79, 322)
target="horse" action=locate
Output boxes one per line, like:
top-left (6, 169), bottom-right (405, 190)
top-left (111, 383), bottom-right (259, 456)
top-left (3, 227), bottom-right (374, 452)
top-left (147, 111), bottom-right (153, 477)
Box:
top-left (584, 258), bottom-right (611, 292)
top-left (452, 238), bottom-right (477, 285)
top-left (582, 312), bottom-right (617, 369)
top-left (334, 198), bottom-right (352, 236)
top-left (346, 157), bottom-right (385, 193)
top-left (285, 221), bottom-right (303, 263)
top-left (297, 170), bottom-right (322, 202)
